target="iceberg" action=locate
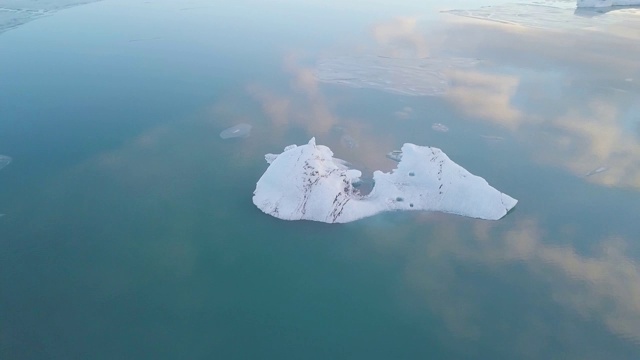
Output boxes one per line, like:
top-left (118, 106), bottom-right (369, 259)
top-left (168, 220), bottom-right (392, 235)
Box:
top-left (253, 138), bottom-right (517, 223)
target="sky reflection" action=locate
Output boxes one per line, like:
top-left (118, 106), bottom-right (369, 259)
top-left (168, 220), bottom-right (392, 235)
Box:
top-left (295, 7), bottom-right (640, 189)
top-left (2, 1), bottom-right (639, 358)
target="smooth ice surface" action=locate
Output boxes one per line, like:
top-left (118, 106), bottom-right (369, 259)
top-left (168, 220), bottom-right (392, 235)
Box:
top-left (253, 138), bottom-right (517, 223)
top-left (314, 55), bottom-right (478, 96)
top-left (0, 155), bottom-right (11, 171)
top-left (220, 123), bottom-right (252, 139)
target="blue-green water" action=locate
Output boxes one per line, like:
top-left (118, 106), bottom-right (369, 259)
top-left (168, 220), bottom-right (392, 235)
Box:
top-left (1, 0), bottom-right (640, 359)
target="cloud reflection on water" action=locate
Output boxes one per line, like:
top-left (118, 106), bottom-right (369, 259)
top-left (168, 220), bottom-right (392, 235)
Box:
top-left (235, 7), bottom-right (640, 352)
top-left (375, 216), bottom-right (640, 355)
top-left (347, 11), bottom-right (640, 189)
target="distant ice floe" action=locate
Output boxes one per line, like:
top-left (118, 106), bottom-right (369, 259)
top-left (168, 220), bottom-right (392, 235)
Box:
top-left (577, 0), bottom-right (640, 7)
top-left (220, 123), bottom-right (252, 139)
top-left (0, 155), bottom-right (11, 171)
top-left (314, 55), bottom-right (479, 96)
top-left (442, 1), bottom-right (638, 30)
top-left (0, 0), bottom-right (103, 35)
top-left (253, 138), bottom-right (517, 223)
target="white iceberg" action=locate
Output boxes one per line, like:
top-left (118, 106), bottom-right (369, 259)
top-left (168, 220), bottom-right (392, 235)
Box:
top-left (253, 138), bottom-right (517, 223)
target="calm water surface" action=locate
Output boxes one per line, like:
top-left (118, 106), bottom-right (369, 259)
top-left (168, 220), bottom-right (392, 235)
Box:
top-left (1, 0), bottom-right (640, 359)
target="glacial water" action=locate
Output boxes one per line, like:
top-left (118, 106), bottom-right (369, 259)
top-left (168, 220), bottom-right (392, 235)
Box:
top-left (1, 0), bottom-right (640, 359)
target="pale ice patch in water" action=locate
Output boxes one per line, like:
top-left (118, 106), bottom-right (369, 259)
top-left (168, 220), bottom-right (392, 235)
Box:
top-left (340, 134), bottom-right (358, 149)
top-left (480, 135), bottom-right (505, 141)
top-left (585, 166), bottom-right (609, 176)
top-left (442, 2), bottom-right (636, 30)
top-left (314, 55), bottom-right (479, 97)
top-left (220, 124), bottom-right (252, 139)
top-left (432, 123), bottom-right (449, 132)
top-left (394, 107), bottom-right (414, 119)
top-left (0, 155), bottom-right (11, 171)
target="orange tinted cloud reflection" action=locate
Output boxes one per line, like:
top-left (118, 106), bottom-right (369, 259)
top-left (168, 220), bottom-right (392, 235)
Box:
top-left (366, 15), bottom-right (640, 189)
top-left (396, 217), bottom-right (640, 346)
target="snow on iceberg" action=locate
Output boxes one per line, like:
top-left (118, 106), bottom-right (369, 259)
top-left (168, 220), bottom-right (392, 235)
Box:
top-left (253, 138), bottom-right (517, 223)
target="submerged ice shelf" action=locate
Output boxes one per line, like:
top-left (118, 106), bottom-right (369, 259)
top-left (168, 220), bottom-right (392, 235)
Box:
top-left (253, 138), bottom-right (517, 223)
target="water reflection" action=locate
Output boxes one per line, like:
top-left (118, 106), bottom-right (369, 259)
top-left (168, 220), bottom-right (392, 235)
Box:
top-left (3, 0), bottom-right (639, 358)
top-left (394, 218), bottom-right (640, 345)
top-left (304, 10), bottom-right (640, 189)
top-left (232, 6), bottom-right (640, 354)
top-left (315, 55), bottom-right (478, 96)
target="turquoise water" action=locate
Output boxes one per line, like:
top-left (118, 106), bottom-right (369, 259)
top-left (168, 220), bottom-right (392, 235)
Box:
top-left (1, 0), bottom-right (640, 358)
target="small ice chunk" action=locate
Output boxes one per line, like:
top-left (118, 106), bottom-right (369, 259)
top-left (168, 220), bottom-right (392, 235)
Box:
top-left (432, 123), bottom-right (449, 132)
top-left (585, 166), bottom-right (608, 176)
top-left (220, 124), bottom-right (252, 139)
top-left (386, 150), bottom-right (403, 162)
top-left (265, 154), bottom-right (278, 164)
top-left (253, 138), bottom-right (517, 223)
top-left (480, 135), bottom-right (505, 141)
top-left (0, 155), bottom-right (11, 171)
top-left (394, 107), bottom-right (414, 119)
